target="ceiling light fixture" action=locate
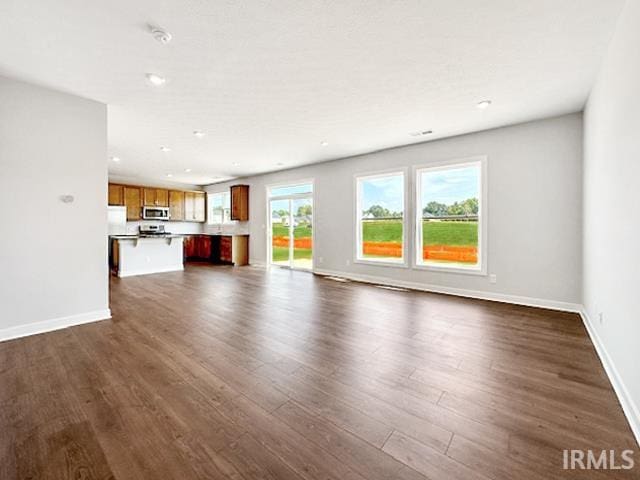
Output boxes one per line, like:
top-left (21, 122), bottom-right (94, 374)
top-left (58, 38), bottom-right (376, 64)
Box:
top-left (476, 100), bottom-right (492, 109)
top-left (150, 27), bottom-right (172, 45)
top-left (146, 73), bottom-right (166, 86)
top-left (160, 146), bottom-right (171, 152)
top-left (184, 168), bottom-right (192, 173)
top-left (320, 141), bottom-right (329, 147)
top-left (166, 173), bottom-right (173, 178)
top-left (232, 162), bottom-right (239, 166)
top-left (111, 156), bottom-right (121, 162)
top-left (193, 130), bottom-right (205, 138)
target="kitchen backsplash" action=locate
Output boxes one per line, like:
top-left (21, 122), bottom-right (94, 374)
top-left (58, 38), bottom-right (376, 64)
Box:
top-left (126, 221), bottom-right (204, 235)
top-left (203, 222), bottom-right (250, 236)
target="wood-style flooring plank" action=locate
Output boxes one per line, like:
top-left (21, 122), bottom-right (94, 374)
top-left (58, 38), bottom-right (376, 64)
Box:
top-left (0, 264), bottom-right (637, 480)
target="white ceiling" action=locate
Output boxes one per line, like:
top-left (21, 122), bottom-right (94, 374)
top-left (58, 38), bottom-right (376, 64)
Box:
top-left (0, 0), bottom-right (624, 186)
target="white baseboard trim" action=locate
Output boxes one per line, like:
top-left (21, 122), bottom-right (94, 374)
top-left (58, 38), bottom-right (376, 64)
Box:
top-left (118, 265), bottom-right (184, 278)
top-left (0, 309), bottom-right (111, 343)
top-left (313, 268), bottom-right (582, 313)
top-left (580, 308), bottom-right (640, 446)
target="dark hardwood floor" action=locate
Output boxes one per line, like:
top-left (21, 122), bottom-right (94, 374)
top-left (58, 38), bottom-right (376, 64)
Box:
top-left (1, 264), bottom-right (638, 479)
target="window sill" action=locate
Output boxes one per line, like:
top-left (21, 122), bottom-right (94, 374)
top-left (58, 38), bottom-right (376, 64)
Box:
top-left (354, 258), bottom-right (409, 269)
top-left (413, 263), bottom-right (486, 276)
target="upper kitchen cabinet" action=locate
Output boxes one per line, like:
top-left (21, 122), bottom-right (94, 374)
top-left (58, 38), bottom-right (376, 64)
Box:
top-left (124, 186), bottom-right (142, 220)
top-left (108, 183), bottom-right (124, 206)
top-left (184, 191), bottom-right (206, 222)
top-left (169, 190), bottom-right (185, 221)
top-left (143, 188), bottom-right (169, 207)
top-left (230, 185), bottom-right (249, 221)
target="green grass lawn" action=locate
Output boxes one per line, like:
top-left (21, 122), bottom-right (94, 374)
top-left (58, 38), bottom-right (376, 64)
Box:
top-left (362, 220), bottom-right (477, 246)
top-left (272, 224), bottom-right (312, 238)
top-left (272, 246), bottom-right (312, 262)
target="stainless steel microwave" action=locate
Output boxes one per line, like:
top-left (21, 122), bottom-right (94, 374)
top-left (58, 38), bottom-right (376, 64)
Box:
top-left (142, 206), bottom-right (170, 220)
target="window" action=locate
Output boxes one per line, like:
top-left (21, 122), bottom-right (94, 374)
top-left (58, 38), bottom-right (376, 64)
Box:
top-left (355, 171), bottom-right (405, 264)
top-left (208, 191), bottom-right (231, 225)
top-left (416, 159), bottom-right (484, 272)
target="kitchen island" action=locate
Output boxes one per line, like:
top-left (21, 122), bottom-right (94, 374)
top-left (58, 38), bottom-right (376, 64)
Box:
top-left (111, 235), bottom-right (184, 277)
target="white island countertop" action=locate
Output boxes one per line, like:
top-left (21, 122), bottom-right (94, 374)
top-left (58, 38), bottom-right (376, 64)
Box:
top-left (111, 235), bottom-right (185, 277)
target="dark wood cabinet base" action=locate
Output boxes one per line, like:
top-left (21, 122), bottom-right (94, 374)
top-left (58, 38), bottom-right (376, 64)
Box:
top-left (184, 234), bottom-right (249, 265)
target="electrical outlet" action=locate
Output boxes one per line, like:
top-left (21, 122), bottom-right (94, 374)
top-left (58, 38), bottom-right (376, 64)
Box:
top-left (346, 259), bottom-right (351, 266)
top-left (489, 274), bottom-right (497, 284)
top-left (318, 257), bottom-right (324, 264)
top-left (598, 312), bottom-right (604, 324)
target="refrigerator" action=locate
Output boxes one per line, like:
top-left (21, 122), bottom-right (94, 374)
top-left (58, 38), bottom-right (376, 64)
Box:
top-left (108, 206), bottom-right (127, 235)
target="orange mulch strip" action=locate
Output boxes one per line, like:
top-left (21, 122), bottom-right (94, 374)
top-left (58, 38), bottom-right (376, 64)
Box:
top-left (424, 245), bottom-right (477, 263)
top-left (273, 237), bottom-right (477, 263)
top-left (363, 241), bottom-right (402, 257)
top-left (362, 241), bottom-right (477, 263)
top-left (272, 236), bottom-right (312, 249)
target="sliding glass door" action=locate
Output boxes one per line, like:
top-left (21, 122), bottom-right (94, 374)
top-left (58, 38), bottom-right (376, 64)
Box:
top-left (268, 183), bottom-right (313, 270)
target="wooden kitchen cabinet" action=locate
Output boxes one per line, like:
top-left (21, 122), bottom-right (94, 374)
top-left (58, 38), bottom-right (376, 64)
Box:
top-left (184, 234), bottom-right (249, 265)
top-left (220, 236), bottom-right (232, 263)
top-left (217, 235), bottom-right (249, 265)
top-left (107, 181), bottom-right (203, 222)
top-left (185, 191), bottom-right (206, 222)
top-left (197, 235), bottom-right (212, 259)
top-left (108, 184), bottom-right (124, 206)
top-left (183, 235), bottom-right (212, 261)
top-left (230, 185), bottom-right (249, 221)
top-left (124, 186), bottom-right (142, 220)
top-left (169, 190), bottom-right (185, 221)
top-left (194, 192), bottom-right (206, 222)
top-left (143, 188), bottom-right (169, 207)
top-left (183, 236), bottom-right (196, 259)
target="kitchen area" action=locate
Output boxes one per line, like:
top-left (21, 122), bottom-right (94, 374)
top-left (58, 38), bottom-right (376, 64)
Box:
top-left (108, 183), bottom-right (249, 277)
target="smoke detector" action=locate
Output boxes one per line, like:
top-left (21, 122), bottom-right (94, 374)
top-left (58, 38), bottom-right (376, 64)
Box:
top-left (151, 27), bottom-right (172, 45)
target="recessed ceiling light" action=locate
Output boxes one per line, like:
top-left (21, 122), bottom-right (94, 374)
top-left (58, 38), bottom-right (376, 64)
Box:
top-left (232, 162), bottom-right (239, 166)
top-left (111, 156), bottom-right (121, 162)
top-left (320, 141), bottom-right (329, 147)
top-left (193, 130), bottom-right (205, 138)
top-left (150, 27), bottom-right (172, 45)
top-left (146, 73), bottom-right (166, 86)
top-left (409, 130), bottom-right (433, 137)
top-left (476, 100), bottom-right (492, 109)
top-left (184, 168), bottom-right (192, 173)
top-left (160, 146), bottom-right (171, 152)
top-left (166, 173), bottom-right (173, 178)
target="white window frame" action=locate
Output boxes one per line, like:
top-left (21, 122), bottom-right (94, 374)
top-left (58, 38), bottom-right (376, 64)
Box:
top-left (207, 191), bottom-right (232, 226)
top-left (354, 169), bottom-right (409, 268)
top-left (414, 156), bottom-right (487, 275)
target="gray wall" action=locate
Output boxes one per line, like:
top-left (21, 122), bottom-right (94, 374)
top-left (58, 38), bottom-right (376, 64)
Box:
top-left (0, 76), bottom-right (110, 338)
top-left (583, 0), bottom-right (640, 441)
top-left (207, 113), bottom-right (583, 308)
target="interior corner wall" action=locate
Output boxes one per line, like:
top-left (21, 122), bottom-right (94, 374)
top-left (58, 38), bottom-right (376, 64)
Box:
top-left (582, 0), bottom-right (640, 442)
top-left (0, 76), bottom-right (110, 340)
top-left (207, 113), bottom-right (583, 309)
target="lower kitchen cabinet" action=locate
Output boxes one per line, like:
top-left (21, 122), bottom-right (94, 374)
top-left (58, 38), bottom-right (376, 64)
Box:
top-left (183, 235), bottom-right (210, 260)
top-left (184, 234), bottom-right (248, 265)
